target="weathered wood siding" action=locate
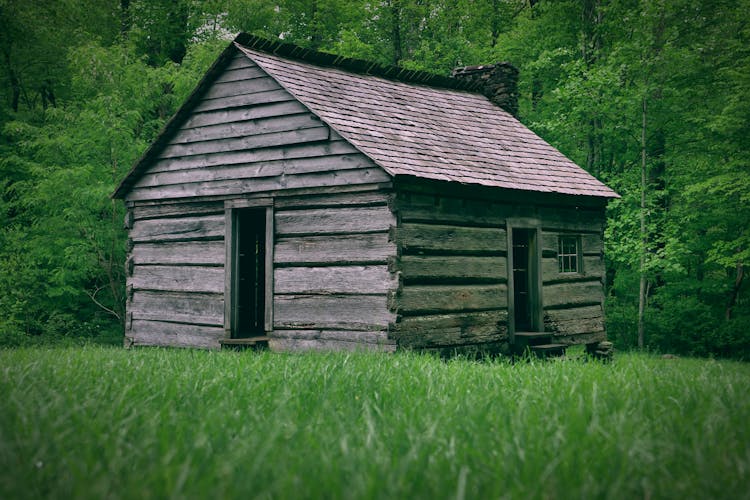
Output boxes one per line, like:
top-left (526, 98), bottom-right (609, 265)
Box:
top-left (126, 191), bottom-right (400, 351)
top-left (390, 187), bottom-right (608, 350)
top-left (123, 51), bottom-right (395, 350)
top-left (127, 52), bottom-right (389, 202)
top-left (125, 201), bottom-right (226, 348)
top-left (539, 208), bottom-right (607, 345)
top-left (271, 191), bottom-right (398, 352)
top-left (389, 191), bottom-right (510, 352)
top-left (121, 49), bottom-right (607, 352)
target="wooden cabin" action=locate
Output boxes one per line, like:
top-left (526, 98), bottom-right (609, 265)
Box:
top-left (113, 33), bottom-right (619, 355)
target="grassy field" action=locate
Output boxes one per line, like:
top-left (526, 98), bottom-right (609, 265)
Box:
top-left (0, 347), bottom-right (748, 499)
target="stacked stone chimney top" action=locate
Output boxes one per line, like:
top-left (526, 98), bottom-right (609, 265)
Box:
top-left (452, 62), bottom-right (520, 117)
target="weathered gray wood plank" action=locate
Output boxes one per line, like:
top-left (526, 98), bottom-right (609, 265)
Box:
top-left (182, 100), bottom-right (308, 129)
top-left (275, 206), bottom-right (395, 236)
top-left (128, 167), bottom-right (391, 202)
top-left (397, 255), bottom-right (507, 283)
top-left (202, 77), bottom-right (281, 100)
top-left (544, 305), bottom-right (605, 343)
top-left (130, 290), bottom-right (224, 326)
top-left (269, 337), bottom-right (396, 352)
top-left (213, 65), bottom-right (267, 84)
top-left (225, 53), bottom-right (256, 71)
top-left (132, 202), bottom-right (224, 220)
top-left (135, 154), bottom-right (376, 189)
top-left (147, 139), bottom-right (360, 174)
top-left (397, 284), bottom-right (508, 314)
top-left (543, 280), bottom-right (603, 308)
top-left (273, 190), bottom-right (390, 209)
top-left (129, 320), bottom-right (224, 349)
top-left (395, 192), bottom-right (506, 227)
top-left (160, 125), bottom-right (329, 158)
top-left (275, 233), bottom-right (394, 265)
top-left (193, 89), bottom-right (295, 113)
top-left (224, 207), bottom-right (237, 335)
top-left (544, 304), bottom-right (603, 322)
top-left (274, 294), bottom-right (393, 330)
top-left (171, 113), bottom-right (320, 145)
top-left (132, 241), bottom-right (224, 266)
top-left (264, 207), bottom-right (274, 332)
top-left (538, 206), bottom-right (605, 232)
top-left (130, 265), bottom-right (225, 293)
top-left (395, 223), bottom-right (507, 255)
top-left (275, 265), bottom-right (394, 294)
top-left (395, 191), bottom-right (606, 232)
top-left (271, 329), bottom-right (391, 344)
top-left (546, 315), bottom-right (605, 335)
top-left (392, 310), bottom-right (508, 348)
top-left (130, 215), bottom-right (224, 242)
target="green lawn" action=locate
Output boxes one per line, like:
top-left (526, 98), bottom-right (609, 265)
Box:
top-left (1, 347), bottom-right (748, 499)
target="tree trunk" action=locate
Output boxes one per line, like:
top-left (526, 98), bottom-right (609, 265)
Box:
top-left (2, 49), bottom-right (20, 112)
top-left (638, 95), bottom-right (648, 349)
top-left (120, 0), bottom-right (130, 36)
top-left (582, 0), bottom-right (602, 177)
top-left (390, 0), bottom-right (402, 65)
top-left (491, 0), bottom-right (501, 47)
top-left (726, 261), bottom-right (744, 320)
top-left (310, 0), bottom-right (322, 50)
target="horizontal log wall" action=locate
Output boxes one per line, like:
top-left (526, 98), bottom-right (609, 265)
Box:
top-left (390, 190), bottom-right (510, 350)
top-left (540, 210), bottom-right (607, 344)
top-left (125, 201), bottom-right (226, 348)
top-left (390, 188), bottom-right (609, 349)
top-left (271, 192), bottom-right (398, 351)
top-left (128, 53), bottom-right (389, 202)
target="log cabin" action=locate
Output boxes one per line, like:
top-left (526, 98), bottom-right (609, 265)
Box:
top-left (113, 33), bottom-right (619, 355)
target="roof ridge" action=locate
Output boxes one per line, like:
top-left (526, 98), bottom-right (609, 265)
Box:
top-left (234, 32), bottom-right (482, 93)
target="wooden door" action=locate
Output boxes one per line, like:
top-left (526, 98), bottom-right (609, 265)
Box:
top-left (511, 228), bottom-right (540, 332)
top-left (234, 208), bottom-right (266, 338)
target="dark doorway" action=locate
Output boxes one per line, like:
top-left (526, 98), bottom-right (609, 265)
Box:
top-left (235, 209), bottom-right (266, 338)
top-left (512, 228), bottom-right (538, 332)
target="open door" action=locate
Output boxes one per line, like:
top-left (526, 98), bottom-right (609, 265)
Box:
top-left (226, 204), bottom-right (273, 340)
top-left (234, 209), bottom-right (266, 338)
top-left (510, 227), bottom-right (542, 333)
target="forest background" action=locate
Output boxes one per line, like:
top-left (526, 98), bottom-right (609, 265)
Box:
top-left (0, 0), bottom-right (747, 358)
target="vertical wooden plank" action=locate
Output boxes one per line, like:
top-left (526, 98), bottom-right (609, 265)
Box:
top-left (506, 222), bottom-right (515, 343)
top-left (533, 227), bottom-right (544, 332)
top-left (265, 205), bottom-right (274, 333)
top-left (223, 207), bottom-right (235, 337)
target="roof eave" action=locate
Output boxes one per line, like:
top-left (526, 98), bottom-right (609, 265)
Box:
top-left (393, 174), bottom-right (619, 206)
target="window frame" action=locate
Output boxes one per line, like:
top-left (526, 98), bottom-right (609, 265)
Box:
top-left (558, 235), bottom-right (582, 274)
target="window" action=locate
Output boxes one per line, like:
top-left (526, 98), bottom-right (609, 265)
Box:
top-left (558, 235), bottom-right (580, 273)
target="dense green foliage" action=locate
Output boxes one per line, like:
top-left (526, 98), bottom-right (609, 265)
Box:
top-left (1, 348), bottom-right (749, 498)
top-left (1, 1), bottom-right (748, 357)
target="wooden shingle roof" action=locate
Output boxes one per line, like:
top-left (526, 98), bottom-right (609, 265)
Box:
top-left (235, 42), bottom-right (617, 199)
top-left (114, 34), bottom-right (617, 199)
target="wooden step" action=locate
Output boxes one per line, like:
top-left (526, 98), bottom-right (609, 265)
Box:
top-left (220, 336), bottom-right (270, 350)
top-left (529, 343), bottom-right (567, 357)
top-left (514, 332), bottom-right (552, 340)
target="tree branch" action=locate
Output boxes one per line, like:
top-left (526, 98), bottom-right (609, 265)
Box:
top-left (84, 286), bottom-right (121, 321)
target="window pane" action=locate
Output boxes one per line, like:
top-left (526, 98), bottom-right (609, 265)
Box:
top-left (558, 236), bottom-right (579, 273)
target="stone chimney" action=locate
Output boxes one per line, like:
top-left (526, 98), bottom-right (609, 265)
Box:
top-left (452, 63), bottom-right (520, 117)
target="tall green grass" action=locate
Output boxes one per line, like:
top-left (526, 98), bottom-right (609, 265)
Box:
top-left (1, 347), bottom-right (748, 499)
